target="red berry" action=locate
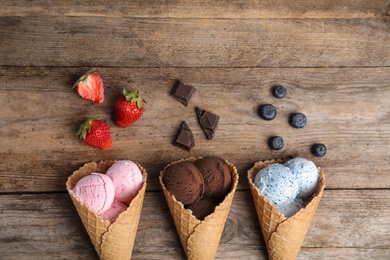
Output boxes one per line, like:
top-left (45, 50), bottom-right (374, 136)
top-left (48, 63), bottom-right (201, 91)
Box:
top-left (115, 88), bottom-right (145, 128)
top-left (73, 69), bottom-right (104, 103)
top-left (77, 115), bottom-right (112, 150)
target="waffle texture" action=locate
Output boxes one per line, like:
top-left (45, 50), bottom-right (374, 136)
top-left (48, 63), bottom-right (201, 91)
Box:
top-left (247, 159), bottom-right (326, 260)
top-left (66, 160), bottom-right (147, 260)
top-left (160, 157), bottom-right (239, 260)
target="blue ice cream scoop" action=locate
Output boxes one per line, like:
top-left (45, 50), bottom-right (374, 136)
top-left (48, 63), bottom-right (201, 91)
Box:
top-left (254, 164), bottom-right (299, 207)
top-left (277, 198), bottom-right (305, 218)
top-left (284, 157), bottom-right (319, 198)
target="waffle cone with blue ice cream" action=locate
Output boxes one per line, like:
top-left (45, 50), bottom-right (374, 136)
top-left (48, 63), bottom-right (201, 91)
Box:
top-left (247, 159), bottom-right (326, 260)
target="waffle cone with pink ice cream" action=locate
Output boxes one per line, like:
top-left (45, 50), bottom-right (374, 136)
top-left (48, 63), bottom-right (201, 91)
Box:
top-left (66, 160), bottom-right (147, 260)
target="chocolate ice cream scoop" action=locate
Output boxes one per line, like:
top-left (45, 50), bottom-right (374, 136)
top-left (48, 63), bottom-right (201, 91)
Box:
top-left (195, 156), bottom-right (232, 200)
top-left (162, 161), bottom-right (205, 205)
top-left (187, 197), bottom-right (217, 220)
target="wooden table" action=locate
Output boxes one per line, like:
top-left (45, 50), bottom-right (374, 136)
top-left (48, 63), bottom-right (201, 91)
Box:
top-left (1, 1), bottom-right (389, 259)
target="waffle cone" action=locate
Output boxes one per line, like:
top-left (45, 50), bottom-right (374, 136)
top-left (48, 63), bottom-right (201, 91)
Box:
top-left (247, 159), bottom-right (326, 260)
top-left (159, 157), bottom-right (239, 260)
top-left (66, 160), bottom-right (147, 260)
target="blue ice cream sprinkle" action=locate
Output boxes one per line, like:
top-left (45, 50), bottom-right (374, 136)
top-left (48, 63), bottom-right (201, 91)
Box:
top-left (284, 157), bottom-right (319, 198)
top-left (254, 164), bottom-right (299, 207)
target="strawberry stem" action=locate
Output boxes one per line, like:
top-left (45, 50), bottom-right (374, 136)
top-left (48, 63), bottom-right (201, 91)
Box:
top-left (73, 68), bottom-right (97, 88)
top-left (122, 87), bottom-right (146, 109)
top-left (76, 115), bottom-right (99, 139)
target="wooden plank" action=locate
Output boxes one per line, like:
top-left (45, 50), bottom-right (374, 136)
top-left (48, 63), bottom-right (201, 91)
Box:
top-left (0, 190), bottom-right (389, 259)
top-left (1, 17), bottom-right (389, 68)
top-left (1, 0), bottom-right (389, 18)
top-left (1, 67), bottom-right (390, 192)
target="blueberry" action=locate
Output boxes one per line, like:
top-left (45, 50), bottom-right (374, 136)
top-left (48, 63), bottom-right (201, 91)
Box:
top-left (289, 113), bottom-right (307, 128)
top-left (258, 104), bottom-right (277, 120)
top-left (311, 143), bottom-right (327, 157)
top-left (272, 85), bottom-right (287, 98)
top-left (268, 136), bottom-right (284, 150)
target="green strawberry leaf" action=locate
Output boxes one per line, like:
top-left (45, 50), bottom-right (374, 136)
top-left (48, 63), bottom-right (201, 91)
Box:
top-left (76, 115), bottom-right (99, 139)
top-left (122, 87), bottom-right (146, 109)
top-left (73, 68), bottom-right (97, 88)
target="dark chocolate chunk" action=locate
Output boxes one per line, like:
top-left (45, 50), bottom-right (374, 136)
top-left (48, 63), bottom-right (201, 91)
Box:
top-left (272, 85), bottom-right (287, 98)
top-left (196, 107), bottom-right (220, 140)
top-left (258, 104), bottom-right (277, 120)
top-left (311, 143), bottom-right (327, 157)
top-left (289, 113), bottom-right (307, 128)
top-left (170, 80), bottom-right (197, 106)
top-left (268, 136), bottom-right (284, 150)
top-left (172, 121), bottom-right (195, 151)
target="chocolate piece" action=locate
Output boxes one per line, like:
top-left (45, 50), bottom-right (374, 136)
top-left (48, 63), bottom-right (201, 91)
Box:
top-left (170, 81), bottom-right (197, 106)
top-left (172, 121), bottom-right (195, 151)
top-left (196, 107), bottom-right (219, 140)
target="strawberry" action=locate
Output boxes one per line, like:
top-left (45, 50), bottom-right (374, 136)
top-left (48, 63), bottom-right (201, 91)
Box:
top-left (73, 69), bottom-right (104, 103)
top-left (115, 88), bottom-right (146, 128)
top-left (77, 115), bottom-right (112, 150)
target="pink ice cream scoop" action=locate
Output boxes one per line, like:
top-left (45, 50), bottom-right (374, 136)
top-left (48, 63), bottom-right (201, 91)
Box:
top-left (99, 200), bottom-right (128, 223)
top-left (71, 173), bottom-right (115, 214)
top-left (106, 160), bottom-right (144, 205)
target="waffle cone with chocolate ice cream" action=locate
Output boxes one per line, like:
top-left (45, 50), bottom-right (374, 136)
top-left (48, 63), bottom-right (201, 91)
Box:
top-left (247, 159), bottom-right (326, 260)
top-left (160, 157), bottom-right (239, 260)
top-left (66, 160), bottom-right (147, 260)
top-left (195, 156), bottom-right (232, 201)
top-left (162, 160), bottom-right (204, 205)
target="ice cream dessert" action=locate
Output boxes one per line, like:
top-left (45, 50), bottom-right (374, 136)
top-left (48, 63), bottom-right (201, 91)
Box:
top-left (247, 158), bottom-right (326, 260)
top-left (99, 200), bottom-right (128, 223)
top-left (160, 157), bottom-right (239, 260)
top-left (186, 197), bottom-right (218, 220)
top-left (71, 173), bottom-right (115, 215)
top-left (71, 160), bottom-right (144, 224)
top-left (195, 156), bottom-right (232, 200)
top-left (276, 198), bottom-right (305, 218)
top-left (67, 160), bottom-right (148, 260)
top-left (254, 164), bottom-right (298, 207)
top-left (162, 156), bottom-right (233, 220)
top-left (162, 161), bottom-right (205, 205)
top-left (106, 160), bottom-right (144, 205)
top-left (253, 157), bottom-right (320, 217)
top-left (284, 157), bottom-right (320, 198)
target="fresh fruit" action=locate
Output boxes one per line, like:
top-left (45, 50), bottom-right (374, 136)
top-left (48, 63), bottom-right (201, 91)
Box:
top-left (115, 88), bottom-right (146, 128)
top-left (311, 143), bottom-right (327, 157)
top-left (268, 136), bottom-right (284, 150)
top-left (272, 85), bottom-right (287, 98)
top-left (289, 113), bottom-right (307, 128)
top-left (77, 115), bottom-right (112, 150)
top-left (258, 104), bottom-right (277, 120)
top-left (73, 69), bottom-right (104, 103)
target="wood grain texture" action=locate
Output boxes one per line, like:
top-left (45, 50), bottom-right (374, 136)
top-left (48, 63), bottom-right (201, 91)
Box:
top-left (1, 17), bottom-right (389, 67)
top-left (1, 0), bottom-right (389, 18)
top-left (1, 67), bottom-right (390, 192)
top-left (1, 2), bottom-right (390, 259)
top-left (1, 190), bottom-right (389, 259)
